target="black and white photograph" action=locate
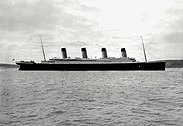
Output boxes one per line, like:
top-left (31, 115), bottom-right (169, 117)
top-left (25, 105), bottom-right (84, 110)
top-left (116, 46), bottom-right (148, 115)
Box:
top-left (0, 0), bottom-right (183, 125)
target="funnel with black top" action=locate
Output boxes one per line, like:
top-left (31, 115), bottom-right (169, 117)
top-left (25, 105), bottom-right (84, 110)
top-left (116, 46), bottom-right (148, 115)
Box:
top-left (81, 48), bottom-right (88, 58)
top-left (121, 48), bottom-right (127, 57)
top-left (101, 48), bottom-right (107, 58)
top-left (61, 48), bottom-right (67, 58)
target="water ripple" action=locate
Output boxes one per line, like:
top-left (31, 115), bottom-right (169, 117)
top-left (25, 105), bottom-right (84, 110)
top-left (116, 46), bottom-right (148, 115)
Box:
top-left (0, 69), bottom-right (183, 125)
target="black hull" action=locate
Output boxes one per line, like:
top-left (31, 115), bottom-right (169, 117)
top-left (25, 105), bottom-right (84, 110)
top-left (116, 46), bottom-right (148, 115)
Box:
top-left (16, 62), bottom-right (166, 71)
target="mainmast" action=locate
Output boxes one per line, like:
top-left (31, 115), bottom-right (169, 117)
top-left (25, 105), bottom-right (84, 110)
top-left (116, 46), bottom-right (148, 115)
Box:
top-left (140, 36), bottom-right (147, 62)
top-left (39, 35), bottom-right (46, 61)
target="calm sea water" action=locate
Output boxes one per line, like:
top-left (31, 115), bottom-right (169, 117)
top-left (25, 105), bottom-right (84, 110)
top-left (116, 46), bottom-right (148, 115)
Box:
top-left (0, 68), bottom-right (183, 126)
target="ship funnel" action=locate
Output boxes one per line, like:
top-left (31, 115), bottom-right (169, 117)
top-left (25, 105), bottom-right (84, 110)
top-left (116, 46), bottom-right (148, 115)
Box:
top-left (101, 48), bottom-right (107, 58)
top-left (81, 48), bottom-right (88, 58)
top-left (121, 48), bottom-right (127, 57)
top-left (61, 48), bottom-right (67, 58)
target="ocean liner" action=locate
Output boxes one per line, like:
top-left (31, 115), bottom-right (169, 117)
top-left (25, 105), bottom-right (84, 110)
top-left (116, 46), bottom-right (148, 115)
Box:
top-left (16, 36), bottom-right (166, 71)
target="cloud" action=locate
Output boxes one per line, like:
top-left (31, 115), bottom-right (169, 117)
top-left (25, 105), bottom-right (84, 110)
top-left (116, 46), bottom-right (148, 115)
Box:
top-left (0, 0), bottom-right (100, 35)
top-left (161, 0), bottom-right (183, 52)
top-left (0, 0), bottom-right (105, 63)
top-left (0, 0), bottom-right (183, 63)
top-left (0, 0), bottom-right (57, 31)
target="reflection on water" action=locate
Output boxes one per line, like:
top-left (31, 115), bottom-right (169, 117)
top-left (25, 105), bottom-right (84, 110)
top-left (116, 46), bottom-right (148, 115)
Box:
top-left (0, 68), bottom-right (183, 125)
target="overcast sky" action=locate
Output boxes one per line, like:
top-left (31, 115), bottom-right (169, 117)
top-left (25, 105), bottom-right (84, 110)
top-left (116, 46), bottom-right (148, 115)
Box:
top-left (0, 0), bottom-right (183, 63)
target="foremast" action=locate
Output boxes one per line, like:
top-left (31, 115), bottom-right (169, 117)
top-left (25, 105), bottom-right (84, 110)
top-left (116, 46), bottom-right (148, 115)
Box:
top-left (39, 35), bottom-right (46, 61)
top-left (140, 36), bottom-right (147, 62)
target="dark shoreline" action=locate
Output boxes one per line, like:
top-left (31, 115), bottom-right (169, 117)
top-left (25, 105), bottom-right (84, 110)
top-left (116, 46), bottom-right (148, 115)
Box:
top-left (0, 63), bottom-right (19, 68)
top-left (163, 60), bottom-right (183, 68)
